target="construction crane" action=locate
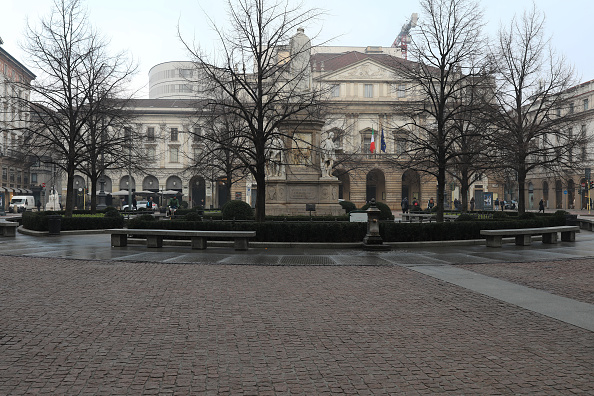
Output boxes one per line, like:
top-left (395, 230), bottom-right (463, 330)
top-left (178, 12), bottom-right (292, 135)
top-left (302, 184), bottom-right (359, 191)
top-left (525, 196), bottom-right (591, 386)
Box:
top-left (392, 13), bottom-right (418, 60)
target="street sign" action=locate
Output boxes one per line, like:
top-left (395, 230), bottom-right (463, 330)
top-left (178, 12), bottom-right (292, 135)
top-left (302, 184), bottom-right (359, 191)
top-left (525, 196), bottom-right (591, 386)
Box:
top-left (582, 182), bottom-right (586, 188)
top-left (563, 190), bottom-right (568, 195)
top-left (41, 183), bottom-right (46, 188)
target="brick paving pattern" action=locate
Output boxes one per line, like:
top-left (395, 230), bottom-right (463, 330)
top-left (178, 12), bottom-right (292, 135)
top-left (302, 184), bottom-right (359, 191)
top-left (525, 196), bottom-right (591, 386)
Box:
top-left (1, 255), bottom-right (592, 394)
top-left (459, 258), bottom-right (594, 304)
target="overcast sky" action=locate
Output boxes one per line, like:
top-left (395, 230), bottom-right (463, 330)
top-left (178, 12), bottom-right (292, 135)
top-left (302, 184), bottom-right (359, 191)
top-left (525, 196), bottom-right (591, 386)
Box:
top-left (2, 0), bottom-right (593, 98)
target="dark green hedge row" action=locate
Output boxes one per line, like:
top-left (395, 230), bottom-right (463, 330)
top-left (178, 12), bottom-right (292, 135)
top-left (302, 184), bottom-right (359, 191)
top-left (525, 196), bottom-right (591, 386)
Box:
top-left (23, 211), bottom-right (124, 231)
top-left (126, 215), bottom-right (565, 243)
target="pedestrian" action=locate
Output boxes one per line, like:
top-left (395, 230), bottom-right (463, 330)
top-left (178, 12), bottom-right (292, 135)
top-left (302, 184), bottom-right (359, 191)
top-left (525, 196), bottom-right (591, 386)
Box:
top-left (538, 198), bottom-right (545, 213)
top-left (427, 197), bottom-right (435, 210)
top-left (470, 197), bottom-right (475, 211)
top-left (36, 200), bottom-right (41, 212)
top-left (132, 197), bottom-right (137, 210)
top-left (500, 198), bottom-right (505, 211)
top-left (401, 197), bottom-right (409, 214)
top-left (494, 197), bottom-right (499, 209)
top-left (147, 197), bottom-right (154, 210)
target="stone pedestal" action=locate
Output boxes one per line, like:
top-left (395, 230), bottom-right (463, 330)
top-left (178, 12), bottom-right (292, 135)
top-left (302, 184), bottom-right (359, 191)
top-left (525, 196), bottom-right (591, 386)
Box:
top-left (265, 117), bottom-right (343, 216)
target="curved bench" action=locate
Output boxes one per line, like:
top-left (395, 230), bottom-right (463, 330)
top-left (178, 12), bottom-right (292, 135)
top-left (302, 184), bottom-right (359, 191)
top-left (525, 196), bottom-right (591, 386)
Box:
top-left (108, 229), bottom-right (256, 251)
top-left (0, 220), bottom-right (18, 237)
top-left (480, 226), bottom-right (579, 248)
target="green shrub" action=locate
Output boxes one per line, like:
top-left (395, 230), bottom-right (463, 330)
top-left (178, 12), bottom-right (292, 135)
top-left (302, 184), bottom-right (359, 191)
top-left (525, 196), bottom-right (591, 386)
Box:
top-left (22, 211), bottom-right (123, 231)
top-left (184, 212), bottom-right (203, 222)
top-left (492, 211), bottom-right (509, 219)
top-left (360, 201), bottom-right (394, 220)
top-left (339, 200), bottom-right (357, 213)
top-left (410, 203), bottom-right (423, 213)
top-left (137, 214), bottom-right (156, 222)
top-left (104, 206), bottom-right (120, 218)
top-left (221, 200), bottom-right (254, 220)
top-left (554, 210), bottom-right (570, 217)
top-left (519, 212), bottom-right (536, 220)
top-left (456, 214), bottom-right (474, 222)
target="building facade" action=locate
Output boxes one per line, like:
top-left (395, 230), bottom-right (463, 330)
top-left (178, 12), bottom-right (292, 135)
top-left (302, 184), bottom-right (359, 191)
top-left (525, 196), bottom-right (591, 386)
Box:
top-left (0, 40), bottom-right (36, 211)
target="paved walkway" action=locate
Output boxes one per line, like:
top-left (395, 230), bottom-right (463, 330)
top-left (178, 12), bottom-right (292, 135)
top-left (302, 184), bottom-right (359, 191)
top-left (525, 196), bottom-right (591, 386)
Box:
top-left (0, 229), bottom-right (592, 394)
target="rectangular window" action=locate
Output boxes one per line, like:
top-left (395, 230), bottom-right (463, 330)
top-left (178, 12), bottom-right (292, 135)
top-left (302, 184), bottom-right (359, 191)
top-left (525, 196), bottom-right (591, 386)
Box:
top-left (364, 84), bottom-right (373, 98)
top-left (396, 139), bottom-right (407, 155)
top-left (584, 99), bottom-right (589, 111)
top-left (193, 127), bottom-right (202, 142)
top-left (331, 84), bottom-right (340, 97)
top-left (2, 168), bottom-right (6, 181)
top-left (397, 84), bottom-right (406, 98)
top-left (146, 147), bottom-right (156, 160)
top-left (147, 127), bottom-right (155, 141)
top-left (170, 128), bottom-right (178, 142)
top-left (569, 102), bottom-right (574, 114)
top-left (31, 173), bottom-right (37, 183)
top-left (363, 136), bottom-right (371, 152)
top-left (169, 147), bottom-right (179, 163)
top-left (193, 147), bottom-right (201, 160)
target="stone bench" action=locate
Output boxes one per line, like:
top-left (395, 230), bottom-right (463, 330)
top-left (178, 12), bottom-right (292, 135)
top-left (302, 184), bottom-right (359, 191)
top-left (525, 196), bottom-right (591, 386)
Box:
top-left (0, 221), bottom-right (18, 237)
top-left (577, 218), bottom-right (594, 231)
top-left (480, 226), bottom-right (580, 248)
top-left (108, 229), bottom-right (256, 251)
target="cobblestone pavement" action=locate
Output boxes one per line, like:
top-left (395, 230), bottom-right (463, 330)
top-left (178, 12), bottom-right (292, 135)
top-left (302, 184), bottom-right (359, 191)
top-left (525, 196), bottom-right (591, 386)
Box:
top-left (458, 258), bottom-right (594, 305)
top-left (1, 255), bottom-right (592, 395)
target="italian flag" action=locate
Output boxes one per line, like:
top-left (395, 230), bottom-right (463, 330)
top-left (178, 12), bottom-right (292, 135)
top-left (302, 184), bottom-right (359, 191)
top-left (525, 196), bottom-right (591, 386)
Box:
top-left (370, 128), bottom-right (375, 153)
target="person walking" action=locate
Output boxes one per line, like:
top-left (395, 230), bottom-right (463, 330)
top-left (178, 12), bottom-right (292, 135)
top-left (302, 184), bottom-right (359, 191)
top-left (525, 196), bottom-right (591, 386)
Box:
top-left (470, 197), bottom-right (475, 211)
top-left (500, 199), bottom-right (505, 211)
top-left (538, 198), bottom-right (545, 213)
top-left (401, 197), bottom-right (409, 214)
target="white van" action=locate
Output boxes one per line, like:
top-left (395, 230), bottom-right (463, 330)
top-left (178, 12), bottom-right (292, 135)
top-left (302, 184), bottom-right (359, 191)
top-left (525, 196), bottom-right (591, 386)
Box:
top-left (9, 196), bottom-right (36, 213)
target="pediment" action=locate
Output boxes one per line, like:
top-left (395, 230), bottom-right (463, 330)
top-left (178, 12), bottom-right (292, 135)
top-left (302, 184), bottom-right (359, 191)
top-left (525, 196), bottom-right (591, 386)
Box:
top-left (321, 59), bottom-right (401, 82)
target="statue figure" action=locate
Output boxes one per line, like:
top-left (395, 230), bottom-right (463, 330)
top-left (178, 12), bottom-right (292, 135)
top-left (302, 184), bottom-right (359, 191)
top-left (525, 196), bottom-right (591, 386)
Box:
top-left (321, 131), bottom-right (336, 178)
top-left (289, 27), bottom-right (311, 92)
top-left (266, 135), bottom-right (285, 178)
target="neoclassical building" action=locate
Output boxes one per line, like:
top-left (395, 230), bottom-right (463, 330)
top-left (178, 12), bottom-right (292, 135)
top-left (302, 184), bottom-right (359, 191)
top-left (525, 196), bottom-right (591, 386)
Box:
top-left (0, 40), bottom-right (36, 210)
top-left (58, 30), bottom-right (592, 213)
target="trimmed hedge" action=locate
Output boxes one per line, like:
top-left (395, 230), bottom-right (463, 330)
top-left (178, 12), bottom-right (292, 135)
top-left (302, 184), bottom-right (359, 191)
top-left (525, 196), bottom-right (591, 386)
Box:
top-left (125, 214), bottom-right (565, 243)
top-left (221, 200), bottom-right (254, 220)
top-left (22, 211), bottom-right (124, 231)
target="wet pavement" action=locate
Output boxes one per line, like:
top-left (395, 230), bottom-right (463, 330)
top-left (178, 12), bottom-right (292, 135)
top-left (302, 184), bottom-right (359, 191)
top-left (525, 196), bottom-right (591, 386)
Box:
top-left (0, 228), bottom-right (593, 394)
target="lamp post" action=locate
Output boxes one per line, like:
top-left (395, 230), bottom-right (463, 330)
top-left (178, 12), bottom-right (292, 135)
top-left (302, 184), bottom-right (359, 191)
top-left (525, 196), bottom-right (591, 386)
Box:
top-left (363, 198), bottom-right (390, 251)
top-left (97, 119), bottom-right (107, 210)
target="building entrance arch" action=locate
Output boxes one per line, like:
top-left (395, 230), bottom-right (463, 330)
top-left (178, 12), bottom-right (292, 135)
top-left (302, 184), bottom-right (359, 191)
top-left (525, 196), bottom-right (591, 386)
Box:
top-left (190, 176), bottom-right (206, 208)
top-left (366, 169), bottom-right (386, 203)
top-left (402, 170), bottom-right (421, 204)
top-left (567, 179), bottom-right (575, 209)
top-left (334, 169), bottom-right (350, 201)
top-left (555, 180), bottom-right (563, 209)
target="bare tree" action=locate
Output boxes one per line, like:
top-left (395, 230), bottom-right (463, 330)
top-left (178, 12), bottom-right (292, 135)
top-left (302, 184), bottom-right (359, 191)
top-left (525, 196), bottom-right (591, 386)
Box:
top-left (448, 74), bottom-right (495, 212)
top-left (487, 5), bottom-right (586, 214)
top-left (391, 0), bottom-right (486, 221)
top-left (16, 0), bottom-right (135, 216)
top-left (180, 0), bottom-right (326, 222)
top-left (190, 105), bottom-right (251, 208)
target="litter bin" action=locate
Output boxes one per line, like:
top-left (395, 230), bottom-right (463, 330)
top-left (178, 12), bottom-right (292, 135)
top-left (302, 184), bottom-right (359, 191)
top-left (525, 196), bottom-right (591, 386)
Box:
top-left (48, 215), bottom-right (62, 235)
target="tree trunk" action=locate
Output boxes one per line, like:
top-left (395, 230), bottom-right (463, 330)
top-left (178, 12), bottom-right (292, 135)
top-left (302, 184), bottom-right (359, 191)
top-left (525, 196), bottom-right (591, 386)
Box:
top-left (254, 171), bottom-right (266, 222)
top-left (436, 166), bottom-right (446, 222)
top-left (89, 173), bottom-right (98, 213)
top-left (64, 167), bottom-right (75, 217)
top-left (517, 169), bottom-right (527, 215)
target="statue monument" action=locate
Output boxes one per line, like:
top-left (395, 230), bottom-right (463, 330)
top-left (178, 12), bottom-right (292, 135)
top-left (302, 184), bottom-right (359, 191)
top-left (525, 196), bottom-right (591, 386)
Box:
top-left (264, 28), bottom-right (342, 216)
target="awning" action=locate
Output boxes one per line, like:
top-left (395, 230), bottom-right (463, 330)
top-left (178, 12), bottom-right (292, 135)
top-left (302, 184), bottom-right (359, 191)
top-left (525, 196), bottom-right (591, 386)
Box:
top-left (109, 190), bottom-right (133, 196)
top-left (23, 189), bottom-right (33, 193)
top-left (160, 190), bottom-right (183, 196)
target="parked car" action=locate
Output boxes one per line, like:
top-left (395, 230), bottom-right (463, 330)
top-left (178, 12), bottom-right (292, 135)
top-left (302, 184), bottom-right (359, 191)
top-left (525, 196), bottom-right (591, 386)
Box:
top-left (504, 200), bottom-right (517, 210)
top-left (123, 200), bottom-right (158, 211)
